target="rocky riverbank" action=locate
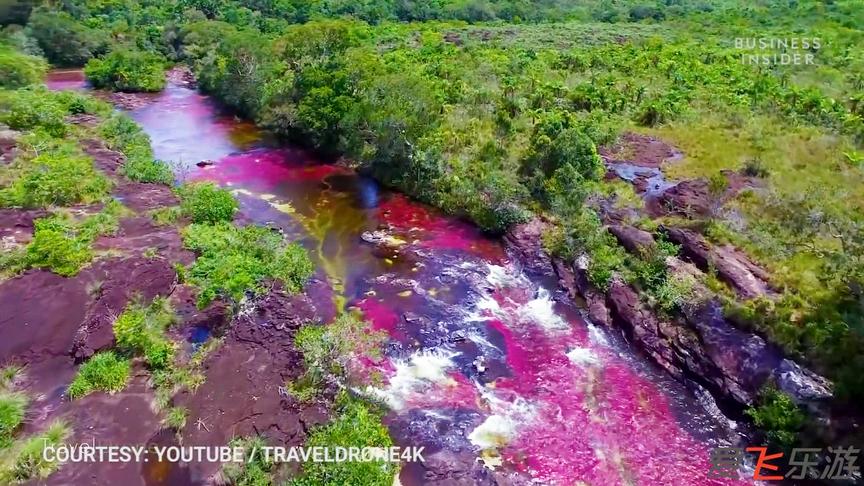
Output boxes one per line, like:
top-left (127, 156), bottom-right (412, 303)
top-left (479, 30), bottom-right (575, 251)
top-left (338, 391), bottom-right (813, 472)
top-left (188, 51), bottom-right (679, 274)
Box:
top-left (503, 132), bottom-right (855, 447)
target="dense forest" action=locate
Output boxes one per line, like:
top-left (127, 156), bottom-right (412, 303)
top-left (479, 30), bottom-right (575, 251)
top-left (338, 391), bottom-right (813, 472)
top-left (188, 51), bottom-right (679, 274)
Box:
top-left (0, 0), bottom-right (863, 484)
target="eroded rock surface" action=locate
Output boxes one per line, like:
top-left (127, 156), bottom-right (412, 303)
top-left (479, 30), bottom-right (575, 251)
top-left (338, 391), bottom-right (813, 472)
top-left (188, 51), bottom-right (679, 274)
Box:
top-left (71, 256), bottom-right (178, 361)
top-left (664, 226), bottom-right (773, 299)
top-left (503, 218), bottom-right (554, 276)
top-left (175, 290), bottom-right (329, 484)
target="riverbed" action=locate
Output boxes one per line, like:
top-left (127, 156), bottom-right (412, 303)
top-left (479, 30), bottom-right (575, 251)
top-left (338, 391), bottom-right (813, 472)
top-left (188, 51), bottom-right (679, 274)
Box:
top-left (47, 70), bottom-right (748, 485)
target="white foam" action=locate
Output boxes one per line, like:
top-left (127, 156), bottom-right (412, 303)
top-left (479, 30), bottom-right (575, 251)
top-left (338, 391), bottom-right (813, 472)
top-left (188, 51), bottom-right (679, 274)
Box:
top-left (468, 394), bottom-right (536, 452)
top-left (366, 348), bottom-right (459, 410)
top-left (515, 288), bottom-right (569, 331)
top-left (468, 414), bottom-right (518, 450)
top-left (566, 347), bottom-right (599, 366)
top-left (587, 323), bottom-right (610, 347)
top-left (485, 264), bottom-right (518, 288)
top-left (474, 295), bottom-right (501, 315)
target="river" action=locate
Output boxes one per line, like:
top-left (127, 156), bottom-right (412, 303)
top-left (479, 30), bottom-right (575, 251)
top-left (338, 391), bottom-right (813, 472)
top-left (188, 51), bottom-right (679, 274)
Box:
top-left (47, 70), bottom-right (748, 485)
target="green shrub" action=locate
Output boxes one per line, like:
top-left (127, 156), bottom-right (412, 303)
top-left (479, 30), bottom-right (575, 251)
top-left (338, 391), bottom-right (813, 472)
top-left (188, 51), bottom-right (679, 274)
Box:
top-left (0, 151), bottom-right (110, 208)
top-left (587, 243), bottom-right (625, 290)
top-left (182, 222), bottom-right (314, 307)
top-left (113, 298), bottom-right (176, 370)
top-left (163, 406), bottom-right (187, 430)
top-left (0, 48), bottom-right (47, 89)
top-left (17, 205), bottom-right (122, 277)
top-left (26, 10), bottom-right (107, 66)
top-left (67, 351), bottom-right (131, 399)
top-left (0, 392), bottom-right (27, 448)
top-left (291, 313), bottom-right (386, 402)
top-left (24, 217), bottom-right (94, 277)
top-left (0, 420), bottom-right (69, 483)
top-left (746, 385), bottom-right (805, 446)
top-left (222, 436), bottom-right (274, 486)
top-left (99, 113), bottom-right (153, 156)
top-left (288, 393), bottom-right (396, 486)
top-left (0, 89), bottom-right (68, 137)
top-left (179, 183), bottom-right (238, 224)
top-left (84, 49), bottom-right (167, 92)
top-left (97, 113), bottom-right (172, 183)
top-left (742, 157), bottom-right (770, 178)
top-left (650, 273), bottom-right (697, 313)
top-left (123, 157), bottom-right (174, 184)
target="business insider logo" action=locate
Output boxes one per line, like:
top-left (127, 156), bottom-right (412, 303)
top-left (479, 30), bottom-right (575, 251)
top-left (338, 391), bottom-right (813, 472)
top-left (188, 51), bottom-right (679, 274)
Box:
top-left (709, 446), bottom-right (860, 481)
top-left (734, 37), bottom-right (821, 65)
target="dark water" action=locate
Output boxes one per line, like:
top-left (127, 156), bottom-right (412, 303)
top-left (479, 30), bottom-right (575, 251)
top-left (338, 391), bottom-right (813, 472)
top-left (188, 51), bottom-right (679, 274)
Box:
top-left (48, 71), bottom-right (750, 485)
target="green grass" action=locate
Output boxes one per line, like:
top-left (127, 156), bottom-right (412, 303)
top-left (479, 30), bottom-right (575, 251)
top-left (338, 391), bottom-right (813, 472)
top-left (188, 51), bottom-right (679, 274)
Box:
top-left (0, 367), bottom-right (21, 392)
top-left (222, 436), bottom-right (274, 486)
top-left (0, 420), bottom-right (70, 484)
top-left (67, 351), bottom-right (131, 399)
top-left (179, 182), bottom-right (238, 224)
top-left (0, 393), bottom-right (27, 449)
top-left (149, 206), bottom-right (182, 226)
top-left (181, 222), bottom-right (314, 308)
top-left (151, 337), bottom-right (221, 411)
top-left (163, 406), bottom-right (188, 430)
top-left (288, 393), bottom-right (396, 486)
top-left (113, 297), bottom-right (177, 370)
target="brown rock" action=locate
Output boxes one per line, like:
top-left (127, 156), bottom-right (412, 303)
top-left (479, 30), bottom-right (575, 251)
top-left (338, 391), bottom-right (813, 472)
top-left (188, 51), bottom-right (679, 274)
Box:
top-left (71, 256), bottom-right (178, 360)
top-left (608, 224), bottom-right (655, 254)
top-left (0, 208), bottom-right (47, 244)
top-left (664, 226), bottom-right (772, 299)
top-left (655, 179), bottom-right (713, 217)
top-left (113, 181), bottom-right (179, 212)
top-left (599, 132), bottom-right (680, 168)
top-left (176, 290), bottom-right (325, 483)
top-left (81, 138), bottom-right (125, 174)
top-left (503, 217), bottom-right (554, 276)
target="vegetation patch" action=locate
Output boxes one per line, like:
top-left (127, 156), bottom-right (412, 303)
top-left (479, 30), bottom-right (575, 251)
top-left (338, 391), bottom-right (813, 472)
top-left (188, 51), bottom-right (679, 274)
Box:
top-left (0, 420), bottom-right (70, 484)
top-left (113, 297), bottom-right (177, 370)
top-left (0, 147), bottom-right (110, 208)
top-left (0, 46), bottom-right (46, 89)
top-left (26, 9), bottom-right (107, 66)
top-left (151, 336), bottom-right (221, 411)
top-left (67, 351), bottom-right (131, 399)
top-left (288, 393), bottom-right (396, 486)
top-left (0, 88), bottom-right (106, 137)
top-left (746, 385), bottom-right (806, 446)
top-left (84, 49), bottom-right (167, 92)
top-left (181, 222), bottom-right (313, 308)
top-left (289, 313), bottom-right (387, 403)
top-left (0, 367), bottom-right (27, 450)
top-left (263, 311), bottom-right (392, 485)
top-left (178, 182), bottom-right (237, 224)
top-left (0, 202), bottom-right (125, 277)
top-left (149, 206), bottom-right (182, 226)
top-left (163, 406), bottom-right (188, 431)
top-left (98, 113), bottom-right (173, 185)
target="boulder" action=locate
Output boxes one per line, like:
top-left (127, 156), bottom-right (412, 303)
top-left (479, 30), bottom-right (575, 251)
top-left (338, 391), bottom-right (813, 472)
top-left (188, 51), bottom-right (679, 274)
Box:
top-left (664, 226), bottom-right (773, 299)
top-left (502, 218), bottom-right (554, 276)
top-left (608, 224), bottom-right (655, 254)
top-left (655, 179), bottom-right (713, 217)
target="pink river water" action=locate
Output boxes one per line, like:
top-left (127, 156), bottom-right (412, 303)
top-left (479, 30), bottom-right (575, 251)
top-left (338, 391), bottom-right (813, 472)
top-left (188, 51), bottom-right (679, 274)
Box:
top-left (49, 71), bottom-right (754, 486)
